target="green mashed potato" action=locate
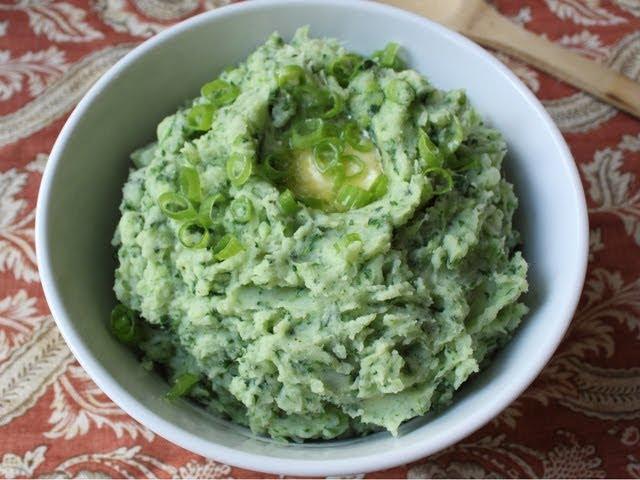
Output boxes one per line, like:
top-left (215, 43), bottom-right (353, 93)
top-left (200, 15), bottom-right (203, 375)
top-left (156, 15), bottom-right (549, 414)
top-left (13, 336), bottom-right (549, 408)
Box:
top-left (112, 28), bottom-right (528, 441)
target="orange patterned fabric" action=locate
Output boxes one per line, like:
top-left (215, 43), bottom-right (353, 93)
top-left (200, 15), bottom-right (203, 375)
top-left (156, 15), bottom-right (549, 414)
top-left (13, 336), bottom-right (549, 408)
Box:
top-left (1, 0), bottom-right (639, 477)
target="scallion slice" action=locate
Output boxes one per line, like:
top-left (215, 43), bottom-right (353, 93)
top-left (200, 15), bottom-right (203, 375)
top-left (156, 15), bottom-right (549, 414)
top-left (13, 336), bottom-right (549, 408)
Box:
top-left (369, 174), bottom-right (389, 200)
top-left (279, 189), bottom-right (300, 215)
top-left (186, 104), bottom-right (215, 132)
top-left (322, 91), bottom-right (345, 119)
top-left (372, 42), bottom-right (406, 71)
top-left (181, 142), bottom-right (200, 165)
top-left (201, 79), bottom-right (239, 108)
top-left (290, 118), bottom-right (325, 150)
top-left (335, 232), bottom-right (362, 251)
top-left (278, 65), bottom-right (305, 89)
top-left (178, 166), bottom-right (201, 205)
top-left (158, 192), bottom-right (196, 221)
top-left (336, 184), bottom-right (371, 211)
top-left (425, 167), bottom-right (454, 195)
top-left (198, 193), bottom-right (225, 228)
top-left (418, 129), bottom-right (443, 169)
top-left (448, 153), bottom-right (481, 172)
top-left (166, 373), bottom-right (200, 400)
top-left (329, 163), bottom-right (347, 190)
top-left (342, 122), bottom-right (374, 152)
top-left (313, 138), bottom-right (342, 173)
top-left (213, 234), bottom-right (244, 261)
top-left (110, 304), bottom-right (138, 345)
top-left (329, 54), bottom-right (364, 87)
top-left (261, 151), bottom-right (290, 181)
top-left (178, 221), bottom-right (209, 249)
top-left (295, 85), bottom-right (331, 115)
top-left (230, 196), bottom-right (254, 223)
top-left (323, 122), bottom-right (341, 140)
top-left (226, 153), bottom-right (253, 187)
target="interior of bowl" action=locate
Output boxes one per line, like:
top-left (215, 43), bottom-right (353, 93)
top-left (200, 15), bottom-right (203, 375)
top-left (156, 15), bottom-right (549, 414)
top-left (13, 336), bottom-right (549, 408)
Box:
top-left (37, 0), bottom-right (588, 476)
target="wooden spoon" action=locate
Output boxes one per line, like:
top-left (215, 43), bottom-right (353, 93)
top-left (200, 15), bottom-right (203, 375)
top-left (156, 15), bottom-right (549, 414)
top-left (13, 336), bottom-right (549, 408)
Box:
top-left (378, 0), bottom-right (640, 120)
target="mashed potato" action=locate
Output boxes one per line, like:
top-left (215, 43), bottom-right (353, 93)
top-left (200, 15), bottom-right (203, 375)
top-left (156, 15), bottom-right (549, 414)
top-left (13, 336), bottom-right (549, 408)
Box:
top-left (112, 28), bottom-right (528, 441)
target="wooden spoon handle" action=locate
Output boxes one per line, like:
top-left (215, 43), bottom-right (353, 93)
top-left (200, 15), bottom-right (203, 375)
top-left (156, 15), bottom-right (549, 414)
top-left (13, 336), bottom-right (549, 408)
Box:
top-left (465, 5), bottom-right (640, 119)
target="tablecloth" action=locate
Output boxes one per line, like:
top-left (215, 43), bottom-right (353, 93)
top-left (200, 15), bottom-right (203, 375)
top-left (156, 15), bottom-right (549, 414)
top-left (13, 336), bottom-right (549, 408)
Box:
top-left (0, 0), bottom-right (639, 477)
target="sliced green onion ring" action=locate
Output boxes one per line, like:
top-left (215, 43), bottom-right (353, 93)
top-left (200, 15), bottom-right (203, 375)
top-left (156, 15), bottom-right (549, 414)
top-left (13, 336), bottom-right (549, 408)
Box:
top-left (278, 65), bottom-right (305, 88)
top-left (178, 221), bottom-right (210, 249)
top-left (186, 104), bottom-right (215, 132)
top-left (179, 166), bottom-right (201, 205)
top-left (158, 192), bottom-right (196, 221)
top-left (329, 54), bottom-right (364, 87)
top-left (181, 142), bottom-right (200, 165)
top-left (336, 184), bottom-right (371, 211)
top-left (323, 122), bottom-right (340, 139)
top-left (166, 373), bottom-right (200, 400)
top-left (201, 79), bottom-right (239, 108)
top-left (341, 154), bottom-right (365, 178)
top-left (213, 234), bottom-right (244, 261)
top-left (110, 304), bottom-right (138, 344)
top-left (226, 153), bottom-right (253, 187)
top-left (295, 85), bottom-right (331, 114)
top-left (372, 42), bottom-right (405, 71)
top-left (313, 138), bottom-right (342, 173)
top-left (369, 174), bottom-right (389, 200)
top-left (448, 153), bottom-right (481, 172)
top-left (345, 123), bottom-right (375, 153)
top-left (322, 91), bottom-right (345, 119)
top-left (198, 193), bottom-right (225, 228)
top-left (335, 232), bottom-right (362, 251)
top-left (342, 122), bottom-right (374, 152)
top-left (230, 196), bottom-right (254, 223)
top-left (329, 163), bottom-right (347, 191)
top-left (424, 167), bottom-right (454, 195)
top-left (418, 129), bottom-right (443, 169)
top-left (290, 118), bottom-right (325, 150)
top-left (343, 122), bottom-right (361, 145)
top-left (279, 189), bottom-right (300, 215)
top-left (261, 151), bottom-right (290, 181)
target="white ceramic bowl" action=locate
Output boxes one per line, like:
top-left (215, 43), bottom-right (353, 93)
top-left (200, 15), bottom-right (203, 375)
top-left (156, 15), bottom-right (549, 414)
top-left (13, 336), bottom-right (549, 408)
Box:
top-left (36, 0), bottom-right (589, 476)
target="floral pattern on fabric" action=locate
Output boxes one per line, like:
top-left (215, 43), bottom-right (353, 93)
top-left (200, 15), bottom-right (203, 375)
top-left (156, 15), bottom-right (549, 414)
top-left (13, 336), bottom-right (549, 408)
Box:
top-left (1, 0), bottom-right (639, 477)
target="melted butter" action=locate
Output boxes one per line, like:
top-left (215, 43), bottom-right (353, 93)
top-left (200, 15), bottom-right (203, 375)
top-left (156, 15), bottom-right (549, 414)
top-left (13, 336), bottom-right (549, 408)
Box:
top-left (288, 146), bottom-right (382, 203)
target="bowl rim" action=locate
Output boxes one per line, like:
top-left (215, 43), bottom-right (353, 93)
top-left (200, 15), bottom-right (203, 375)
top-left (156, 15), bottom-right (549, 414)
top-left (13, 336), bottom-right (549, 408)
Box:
top-left (35, 0), bottom-right (589, 475)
